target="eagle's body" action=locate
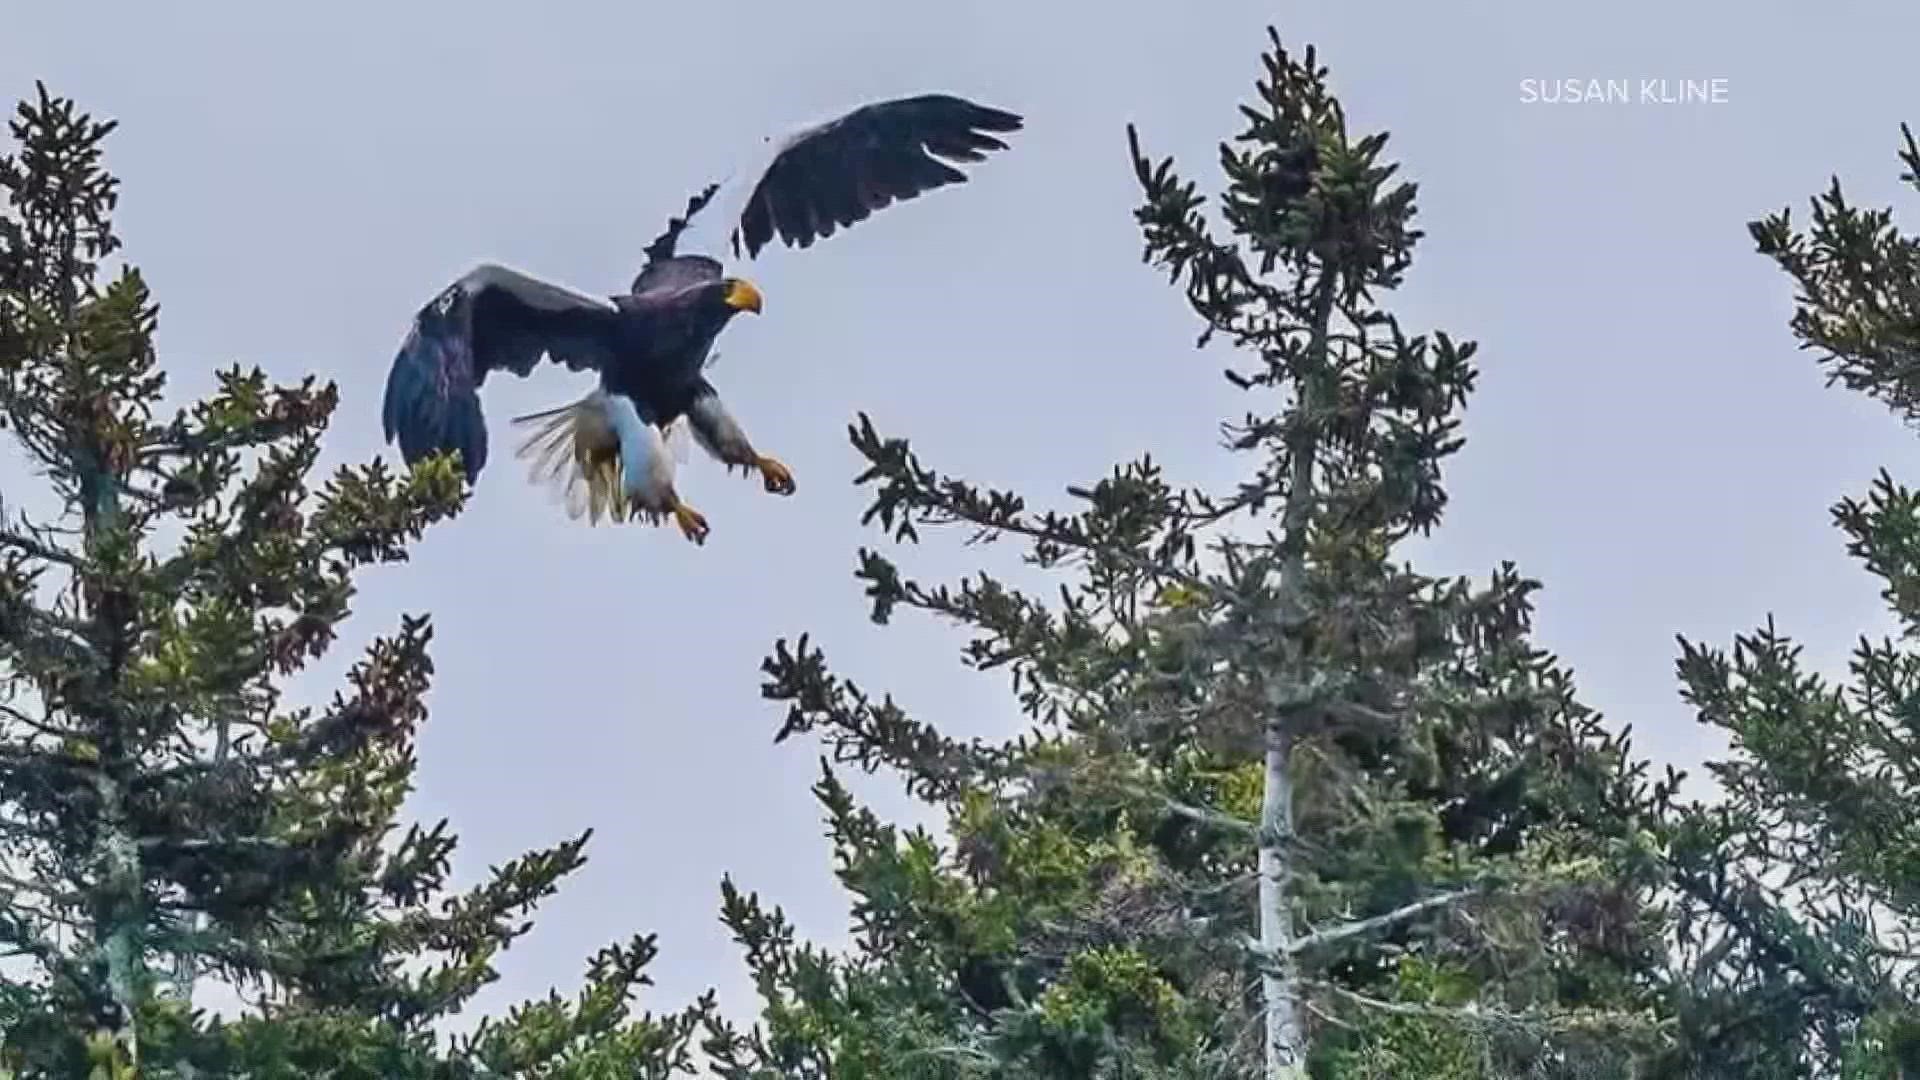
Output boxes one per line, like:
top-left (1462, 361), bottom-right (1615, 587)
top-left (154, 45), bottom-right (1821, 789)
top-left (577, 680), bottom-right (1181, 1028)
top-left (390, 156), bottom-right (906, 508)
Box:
top-left (598, 258), bottom-right (738, 415)
top-left (380, 93), bottom-right (1022, 543)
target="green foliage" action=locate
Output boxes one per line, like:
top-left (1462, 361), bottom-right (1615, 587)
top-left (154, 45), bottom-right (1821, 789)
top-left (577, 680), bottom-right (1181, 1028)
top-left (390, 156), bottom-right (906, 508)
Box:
top-left (0, 84), bottom-right (706, 1075)
top-left (713, 31), bottom-right (1666, 1079)
top-left (1310, 959), bottom-right (1481, 1079)
top-left (1639, 123), bottom-right (1920, 1078)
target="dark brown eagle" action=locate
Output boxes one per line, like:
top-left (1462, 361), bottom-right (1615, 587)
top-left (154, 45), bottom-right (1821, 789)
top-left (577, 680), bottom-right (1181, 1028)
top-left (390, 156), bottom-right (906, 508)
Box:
top-left (380, 93), bottom-right (1022, 544)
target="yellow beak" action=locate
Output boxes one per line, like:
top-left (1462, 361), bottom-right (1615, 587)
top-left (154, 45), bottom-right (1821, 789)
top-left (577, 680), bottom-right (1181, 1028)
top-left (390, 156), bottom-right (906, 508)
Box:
top-left (724, 278), bottom-right (763, 314)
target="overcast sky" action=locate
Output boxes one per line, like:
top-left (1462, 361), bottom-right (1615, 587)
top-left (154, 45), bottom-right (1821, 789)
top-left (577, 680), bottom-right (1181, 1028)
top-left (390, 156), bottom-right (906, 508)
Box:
top-left (8, 0), bottom-right (1920, 1038)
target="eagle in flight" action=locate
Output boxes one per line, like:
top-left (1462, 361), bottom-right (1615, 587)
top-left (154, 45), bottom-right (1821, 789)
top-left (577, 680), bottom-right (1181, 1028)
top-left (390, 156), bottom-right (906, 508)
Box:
top-left (379, 93), bottom-right (1022, 544)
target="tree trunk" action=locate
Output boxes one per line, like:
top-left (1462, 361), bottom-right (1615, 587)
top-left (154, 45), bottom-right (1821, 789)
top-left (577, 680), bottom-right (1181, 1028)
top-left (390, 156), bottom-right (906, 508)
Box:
top-left (1259, 278), bottom-right (1333, 1077)
top-left (91, 769), bottom-right (143, 1072)
top-left (1259, 722), bottom-right (1306, 1077)
top-left (82, 462), bottom-right (142, 1072)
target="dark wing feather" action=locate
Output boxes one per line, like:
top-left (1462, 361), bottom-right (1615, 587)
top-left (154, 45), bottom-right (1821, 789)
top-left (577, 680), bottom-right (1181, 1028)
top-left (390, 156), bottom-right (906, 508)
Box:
top-left (733, 94), bottom-right (1022, 259)
top-left (629, 253), bottom-right (723, 298)
top-left (381, 263), bottom-right (619, 482)
top-left (641, 182), bottom-right (722, 264)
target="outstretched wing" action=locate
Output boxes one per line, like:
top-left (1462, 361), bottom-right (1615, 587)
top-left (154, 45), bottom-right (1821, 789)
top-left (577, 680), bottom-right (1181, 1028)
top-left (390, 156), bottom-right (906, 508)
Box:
top-left (381, 263), bottom-right (620, 482)
top-left (664, 94), bottom-right (1022, 263)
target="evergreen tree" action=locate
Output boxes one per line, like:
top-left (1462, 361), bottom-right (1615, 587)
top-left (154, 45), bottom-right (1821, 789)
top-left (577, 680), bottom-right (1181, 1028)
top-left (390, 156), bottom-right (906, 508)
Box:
top-left (1645, 122), bottom-right (1920, 1078)
top-left (0, 86), bottom-right (708, 1077)
top-left (706, 31), bottom-right (1665, 1079)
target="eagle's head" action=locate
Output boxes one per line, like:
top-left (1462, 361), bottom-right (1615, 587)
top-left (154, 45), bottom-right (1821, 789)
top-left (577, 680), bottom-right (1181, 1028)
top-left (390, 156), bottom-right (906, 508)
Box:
top-left (719, 277), bottom-right (763, 316)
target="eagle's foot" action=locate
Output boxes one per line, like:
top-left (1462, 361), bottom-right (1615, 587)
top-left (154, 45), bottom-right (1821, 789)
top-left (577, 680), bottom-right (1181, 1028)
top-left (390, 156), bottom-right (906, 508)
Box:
top-left (670, 499), bottom-right (710, 545)
top-left (753, 454), bottom-right (796, 496)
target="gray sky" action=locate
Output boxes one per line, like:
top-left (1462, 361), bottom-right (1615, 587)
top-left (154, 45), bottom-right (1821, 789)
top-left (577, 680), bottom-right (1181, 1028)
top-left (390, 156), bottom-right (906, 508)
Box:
top-left (7, 0), bottom-right (1920, 1037)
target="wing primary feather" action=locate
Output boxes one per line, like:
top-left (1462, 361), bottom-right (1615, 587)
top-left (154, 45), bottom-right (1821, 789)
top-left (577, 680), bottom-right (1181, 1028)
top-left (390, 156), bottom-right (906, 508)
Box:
top-left (643, 181), bottom-right (724, 263)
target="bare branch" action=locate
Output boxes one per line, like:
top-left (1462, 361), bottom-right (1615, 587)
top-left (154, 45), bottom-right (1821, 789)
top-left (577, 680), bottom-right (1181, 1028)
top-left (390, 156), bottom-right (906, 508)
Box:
top-left (1257, 883), bottom-right (1487, 960)
top-left (1158, 795), bottom-right (1258, 836)
top-left (1304, 981), bottom-right (1666, 1036)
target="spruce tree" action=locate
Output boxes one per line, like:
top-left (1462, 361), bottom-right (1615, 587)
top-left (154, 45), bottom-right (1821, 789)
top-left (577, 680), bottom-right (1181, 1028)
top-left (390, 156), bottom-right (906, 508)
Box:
top-left (1644, 122), bottom-right (1920, 1078)
top-left (0, 86), bottom-right (707, 1077)
top-left (706, 31), bottom-right (1664, 1079)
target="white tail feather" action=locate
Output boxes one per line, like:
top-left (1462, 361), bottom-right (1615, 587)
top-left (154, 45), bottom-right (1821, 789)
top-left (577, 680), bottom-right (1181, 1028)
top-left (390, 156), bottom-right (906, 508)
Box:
top-left (510, 392), bottom-right (632, 525)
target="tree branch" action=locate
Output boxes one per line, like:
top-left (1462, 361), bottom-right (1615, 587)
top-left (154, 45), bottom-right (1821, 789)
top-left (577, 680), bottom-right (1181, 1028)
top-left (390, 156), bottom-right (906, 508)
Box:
top-left (1303, 981), bottom-right (1665, 1036)
top-left (0, 531), bottom-right (83, 570)
top-left (1250, 883), bottom-right (1487, 961)
top-left (1158, 794), bottom-right (1258, 836)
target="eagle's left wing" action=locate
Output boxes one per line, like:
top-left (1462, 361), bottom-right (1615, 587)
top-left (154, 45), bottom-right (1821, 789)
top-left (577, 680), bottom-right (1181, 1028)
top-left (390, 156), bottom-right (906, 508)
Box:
top-left (661, 94), bottom-right (1022, 264)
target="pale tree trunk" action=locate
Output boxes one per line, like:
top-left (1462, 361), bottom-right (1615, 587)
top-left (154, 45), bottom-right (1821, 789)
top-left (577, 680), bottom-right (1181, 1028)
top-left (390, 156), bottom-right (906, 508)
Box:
top-left (83, 466), bottom-right (143, 1073)
top-left (1259, 722), bottom-right (1306, 1078)
top-left (1259, 280), bottom-right (1333, 1077)
top-left (92, 769), bottom-right (143, 1070)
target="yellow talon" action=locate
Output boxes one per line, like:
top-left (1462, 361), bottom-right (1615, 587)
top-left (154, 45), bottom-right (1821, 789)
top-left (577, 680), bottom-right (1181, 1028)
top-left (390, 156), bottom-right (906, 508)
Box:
top-left (754, 454), bottom-right (796, 496)
top-left (670, 500), bottom-right (710, 545)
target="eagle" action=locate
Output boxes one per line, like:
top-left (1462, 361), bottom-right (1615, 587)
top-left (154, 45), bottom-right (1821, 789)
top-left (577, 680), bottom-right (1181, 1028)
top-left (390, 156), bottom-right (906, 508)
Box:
top-left (379, 93), bottom-right (1022, 544)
